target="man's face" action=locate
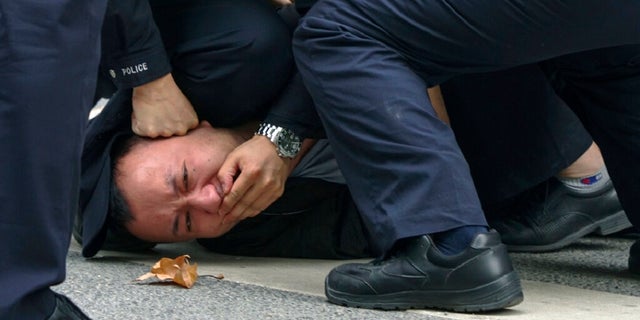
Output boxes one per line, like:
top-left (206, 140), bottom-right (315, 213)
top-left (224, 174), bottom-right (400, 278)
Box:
top-left (116, 121), bottom-right (241, 243)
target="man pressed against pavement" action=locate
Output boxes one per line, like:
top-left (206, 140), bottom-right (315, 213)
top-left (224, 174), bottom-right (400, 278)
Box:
top-left (77, 0), bottom-right (640, 315)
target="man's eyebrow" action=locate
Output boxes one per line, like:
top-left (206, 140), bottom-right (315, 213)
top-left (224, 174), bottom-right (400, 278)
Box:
top-left (166, 167), bottom-right (179, 237)
top-left (172, 214), bottom-right (179, 237)
top-left (182, 161), bottom-right (188, 190)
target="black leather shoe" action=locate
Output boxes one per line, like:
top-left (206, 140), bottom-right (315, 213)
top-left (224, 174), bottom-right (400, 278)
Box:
top-left (324, 230), bottom-right (523, 312)
top-left (489, 179), bottom-right (630, 252)
top-left (630, 240), bottom-right (640, 275)
top-left (47, 293), bottom-right (91, 320)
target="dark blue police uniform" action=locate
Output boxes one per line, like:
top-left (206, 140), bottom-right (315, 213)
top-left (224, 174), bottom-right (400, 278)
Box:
top-left (0, 1), bottom-right (107, 319)
top-left (76, 0), bottom-right (325, 259)
top-left (441, 45), bottom-right (640, 209)
top-left (294, 0), bottom-right (640, 254)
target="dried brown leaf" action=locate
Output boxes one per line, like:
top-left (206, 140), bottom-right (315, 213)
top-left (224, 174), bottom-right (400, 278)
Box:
top-left (135, 255), bottom-right (198, 288)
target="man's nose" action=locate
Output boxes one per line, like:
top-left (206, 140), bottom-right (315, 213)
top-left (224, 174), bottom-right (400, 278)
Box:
top-left (190, 184), bottom-right (221, 213)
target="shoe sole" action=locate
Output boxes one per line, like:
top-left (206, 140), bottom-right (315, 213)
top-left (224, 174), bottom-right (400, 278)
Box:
top-left (507, 210), bottom-right (631, 253)
top-left (325, 271), bottom-right (523, 313)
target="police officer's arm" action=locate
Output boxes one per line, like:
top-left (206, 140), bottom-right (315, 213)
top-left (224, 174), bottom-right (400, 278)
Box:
top-left (216, 76), bottom-right (451, 223)
top-left (100, 0), bottom-right (198, 138)
top-left (217, 70), bottom-right (322, 223)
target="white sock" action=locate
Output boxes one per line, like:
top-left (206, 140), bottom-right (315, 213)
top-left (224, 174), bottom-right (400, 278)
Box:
top-left (557, 165), bottom-right (610, 194)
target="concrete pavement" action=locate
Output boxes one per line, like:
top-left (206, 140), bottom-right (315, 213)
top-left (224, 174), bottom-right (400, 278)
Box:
top-left (54, 234), bottom-right (640, 319)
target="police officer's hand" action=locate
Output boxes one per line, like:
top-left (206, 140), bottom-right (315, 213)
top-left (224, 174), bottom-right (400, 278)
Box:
top-left (131, 73), bottom-right (199, 138)
top-left (217, 135), bottom-right (293, 224)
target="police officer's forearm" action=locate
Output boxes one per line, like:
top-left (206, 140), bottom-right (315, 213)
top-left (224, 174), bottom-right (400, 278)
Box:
top-left (100, 0), bottom-right (171, 89)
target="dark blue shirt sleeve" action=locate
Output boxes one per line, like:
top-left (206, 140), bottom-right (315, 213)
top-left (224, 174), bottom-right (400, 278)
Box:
top-left (100, 0), bottom-right (171, 89)
top-left (262, 71), bottom-right (325, 139)
top-left (100, 0), bottom-right (321, 139)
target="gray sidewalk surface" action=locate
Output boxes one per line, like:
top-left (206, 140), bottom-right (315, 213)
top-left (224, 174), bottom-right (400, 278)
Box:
top-left (56, 235), bottom-right (640, 320)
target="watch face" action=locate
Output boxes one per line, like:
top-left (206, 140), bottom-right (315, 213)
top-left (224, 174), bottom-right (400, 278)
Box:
top-left (276, 129), bottom-right (302, 158)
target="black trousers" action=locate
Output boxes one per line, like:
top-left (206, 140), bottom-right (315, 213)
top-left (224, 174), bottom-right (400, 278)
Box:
top-left (203, 45), bottom-right (640, 259)
top-left (101, 2), bottom-right (640, 259)
top-left (200, 6), bottom-right (640, 259)
top-left (441, 64), bottom-right (593, 209)
top-left (443, 45), bottom-right (640, 211)
top-left (0, 1), bottom-right (106, 319)
top-left (198, 178), bottom-right (373, 259)
top-left (294, 0), bottom-right (640, 254)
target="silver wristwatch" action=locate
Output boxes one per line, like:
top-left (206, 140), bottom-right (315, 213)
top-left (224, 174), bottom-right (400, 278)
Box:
top-left (255, 123), bottom-right (302, 159)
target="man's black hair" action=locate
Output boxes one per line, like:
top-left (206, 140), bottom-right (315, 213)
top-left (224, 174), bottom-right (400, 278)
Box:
top-left (101, 134), bottom-right (156, 252)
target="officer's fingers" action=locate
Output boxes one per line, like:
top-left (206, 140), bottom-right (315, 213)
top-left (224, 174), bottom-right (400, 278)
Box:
top-left (219, 172), bottom-right (254, 215)
top-left (238, 187), bottom-right (272, 218)
top-left (222, 201), bottom-right (252, 225)
top-left (158, 124), bottom-right (189, 137)
top-left (187, 117), bottom-right (199, 130)
top-left (136, 124), bottom-right (175, 138)
top-left (217, 156), bottom-right (241, 197)
top-left (170, 123), bottom-right (190, 136)
top-left (132, 122), bottom-right (160, 138)
top-left (246, 194), bottom-right (279, 217)
top-left (221, 189), bottom-right (256, 224)
top-left (222, 189), bottom-right (266, 224)
top-left (170, 118), bottom-right (199, 136)
top-left (131, 115), bottom-right (164, 138)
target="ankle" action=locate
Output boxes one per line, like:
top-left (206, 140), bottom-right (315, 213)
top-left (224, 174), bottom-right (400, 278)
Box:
top-left (557, 165), bottom-right (610, 194)
top-left (431, 225), bottom-right (488, 255)
top-left (557, 142), bottom-right (604, 178)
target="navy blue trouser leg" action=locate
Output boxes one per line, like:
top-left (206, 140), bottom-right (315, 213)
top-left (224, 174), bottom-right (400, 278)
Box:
top-left (293, 0), bottom-right (640, 254)
top-left (0, 1), bottom-right (105, 319)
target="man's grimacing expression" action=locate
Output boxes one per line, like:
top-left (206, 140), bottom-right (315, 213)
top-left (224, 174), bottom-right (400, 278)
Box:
top-left (115, 121), bottom-right (244, 243)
